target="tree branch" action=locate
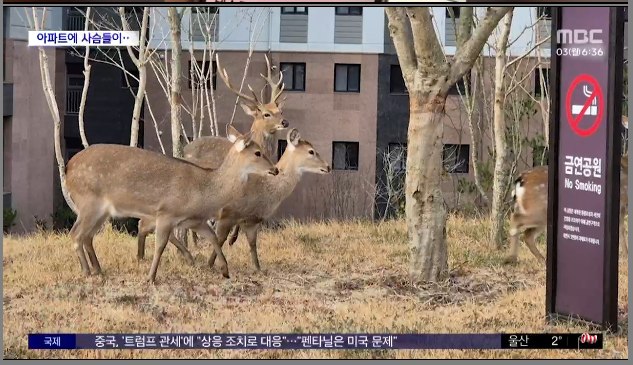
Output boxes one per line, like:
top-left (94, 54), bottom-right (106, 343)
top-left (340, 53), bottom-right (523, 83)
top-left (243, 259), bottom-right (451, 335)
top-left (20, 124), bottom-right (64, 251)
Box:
top-left (385, 7), bottom-right (416, 87)
top-left (449, 7), bottom-right (512, 85)
top-left (405, 7), bottom-right (446, 75)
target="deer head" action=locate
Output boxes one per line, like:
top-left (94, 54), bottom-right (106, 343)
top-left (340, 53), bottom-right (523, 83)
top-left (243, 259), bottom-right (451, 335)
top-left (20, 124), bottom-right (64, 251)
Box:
top-left (224, 124), bottom-right (279, 179)
top-left (216, 53), bottom-right (288, 135)
top-left (279, 129), bottom-right (331, 175)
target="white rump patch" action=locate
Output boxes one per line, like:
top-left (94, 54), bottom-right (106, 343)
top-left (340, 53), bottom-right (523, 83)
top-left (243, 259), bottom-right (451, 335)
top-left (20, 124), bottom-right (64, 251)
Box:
top-left (515, 183), bottom-right (526, 214)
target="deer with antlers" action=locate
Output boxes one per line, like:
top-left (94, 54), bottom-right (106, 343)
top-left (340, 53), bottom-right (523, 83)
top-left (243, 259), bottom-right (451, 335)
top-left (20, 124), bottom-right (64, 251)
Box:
top-left (504, 116), bottom-right (629, 264)
top-left (136, 53), bottom-right (288, 259)
top-left (65, 127), bottom-right (278, 283)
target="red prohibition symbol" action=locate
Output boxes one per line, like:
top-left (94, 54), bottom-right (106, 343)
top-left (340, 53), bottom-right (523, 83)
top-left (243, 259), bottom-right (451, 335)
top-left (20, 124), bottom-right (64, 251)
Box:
top-left (565, 74), bottom-right (604, 138)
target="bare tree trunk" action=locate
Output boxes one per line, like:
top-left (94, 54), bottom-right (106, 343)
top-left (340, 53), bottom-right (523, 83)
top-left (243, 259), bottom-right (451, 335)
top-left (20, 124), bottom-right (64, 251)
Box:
top-left (406, 92), bottom-right (449, 280)
top-left (490, 11), bottom-right (514, 249)
top-left (456, 8), bottom-right (488, 207)
top-left (130, 66), bottom-right (146, 147)
top-left (168, 7), bottom-right (183, 158)
top-left (78, 7), bottom-right (92, 148)
top-left (386, 6), bottom-right (511, 282)
top-left (29, 8), bottom-right (76, 212)
top-left (468, 58), bottom-right (490, 206)
top-left (120, 7), bottom-right (150, 147)
top-left (168, 7), bottom-right (187, 246)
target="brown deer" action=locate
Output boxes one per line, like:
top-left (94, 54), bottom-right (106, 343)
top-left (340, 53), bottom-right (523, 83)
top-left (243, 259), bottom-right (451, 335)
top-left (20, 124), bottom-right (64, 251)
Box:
top-left (65, 126), bottom-right (278, 283)
top-left (504, 117), bottom-right (629, 263)
top-left (138, 129), bottom-right (331, 270)
top-left (136, 53), bottom-right (288, 253)
top-left (207, 128), bottom-right (330, 270)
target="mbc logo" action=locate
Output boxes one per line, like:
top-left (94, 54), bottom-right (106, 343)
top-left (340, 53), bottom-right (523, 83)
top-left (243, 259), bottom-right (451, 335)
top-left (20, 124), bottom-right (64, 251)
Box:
top-left (556, 29), bottom-right (603, 45)
top-left (580, 333), bottom-right (598, 344)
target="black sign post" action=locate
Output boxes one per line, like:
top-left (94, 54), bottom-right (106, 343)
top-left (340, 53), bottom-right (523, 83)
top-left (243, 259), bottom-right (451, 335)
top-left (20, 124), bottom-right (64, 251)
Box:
top-left (546, 7), bottom-right (625, 332)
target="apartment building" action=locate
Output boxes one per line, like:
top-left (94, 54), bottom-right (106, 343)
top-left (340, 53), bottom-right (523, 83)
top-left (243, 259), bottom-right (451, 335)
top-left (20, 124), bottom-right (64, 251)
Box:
top-left (3, 6), bottom-right (557, 232)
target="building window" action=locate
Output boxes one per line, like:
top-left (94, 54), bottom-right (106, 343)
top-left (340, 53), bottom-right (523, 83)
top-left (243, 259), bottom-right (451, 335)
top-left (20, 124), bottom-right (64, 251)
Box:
top-left (387, 143), bottom-right (407, 172)
top-left (389, 65), bottom-right (407, 94)
top-left (189, 60), bottom-right (217, 90)
top-left (534, 68), bottom-right (550, 97)
top-left (334, 64), bottom-right (361, 93)
top-left (537, 7), bottom-right (552, 20)
top-left (443, 144), bottom-right (470, 174)
top-left (281, 7), bottom-right (308, 15)
top-left (280, 62), bottom-right (306, 91)
top-left (277, 140), bottom-right (287, 161)
top-left (65, 63), bottom-right (84, 115)
top-left (66, 7), bottom-right (86, 31)
top-left (447, 77), bottom-right (469, 96)
top-left (335, 7), bottom-right (363, 16)
top-left (191, 7), bottom-right (219, 42)
top-left (332, 142), bottom-right (359, 170)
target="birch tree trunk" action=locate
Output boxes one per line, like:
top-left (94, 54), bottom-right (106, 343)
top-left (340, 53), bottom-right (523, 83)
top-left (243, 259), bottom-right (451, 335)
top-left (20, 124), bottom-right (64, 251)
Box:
top-left (29, 8), bottom-right (76, 212)
top-left (78, 7), bottom-right (92, 148)
top-left (120, 7), bottom-right (150, 147)
top-left (386, 7), bottom-right (511, 282)
top-left (490, 10), bottom-right (514, 249)
top-left (168, 7), bottom-right (183, 158)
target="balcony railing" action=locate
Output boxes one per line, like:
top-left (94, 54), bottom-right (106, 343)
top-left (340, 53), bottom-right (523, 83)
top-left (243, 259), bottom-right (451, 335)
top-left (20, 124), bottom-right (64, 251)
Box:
top-left (66, 13), bottom-right (85, 31)
top-left (65, 88), bottom-right (81, 115)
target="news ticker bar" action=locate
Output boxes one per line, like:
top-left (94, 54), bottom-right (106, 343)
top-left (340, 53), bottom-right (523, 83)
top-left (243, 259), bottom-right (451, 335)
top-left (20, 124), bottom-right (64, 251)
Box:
top-left (28, 333), bottom-right (603, 350)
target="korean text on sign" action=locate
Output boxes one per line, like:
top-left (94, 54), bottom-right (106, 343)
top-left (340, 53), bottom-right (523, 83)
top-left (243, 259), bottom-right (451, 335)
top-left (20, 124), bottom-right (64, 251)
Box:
top-left (28, 31), bottom-right (139, 47)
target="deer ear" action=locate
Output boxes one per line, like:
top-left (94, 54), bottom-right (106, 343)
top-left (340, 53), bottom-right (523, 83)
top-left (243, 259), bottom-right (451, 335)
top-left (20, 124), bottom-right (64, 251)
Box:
top-left (286, 128), bottom-right (300, 151)
top-left (277, 97), bottom-right (286, 109)
top-left (234, 133), bottom-right (253, 153)
top-left (240, 102), bottom-right (258, 117)
top-left (622, 115), bottom-right (629, 130)
top-left (226, 125), bottom-right (242, 143)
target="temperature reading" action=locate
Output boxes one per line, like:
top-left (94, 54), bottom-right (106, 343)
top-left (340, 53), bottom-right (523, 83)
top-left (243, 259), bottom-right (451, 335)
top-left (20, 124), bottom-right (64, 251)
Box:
top-left (552, 336), bottom-right (562, 346)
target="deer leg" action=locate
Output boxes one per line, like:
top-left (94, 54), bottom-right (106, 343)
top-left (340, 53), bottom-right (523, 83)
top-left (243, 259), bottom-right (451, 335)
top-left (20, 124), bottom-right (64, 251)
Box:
top-left (503, 214), bottom-right (521, 264)
top-left (523, 227), bottom-right (546, 262)
top-left (147, 220), bottom-right (174, 284)
top-left (168, 230), bottom-right (195, 265)
top-left (228, 225), bottom-right (241, 246)
top-left (137, 218), bottom-right (155, 261)
top-left (244, 223), bottom-right (261, 271)
top-left (70, 215), bottom-right (92, 276)
top-left (208, 219), bottom-right (234, 268)
top-left (82, 213), bottom-right (109, 275)
top-left (193, 222), bottom-right (230, 278)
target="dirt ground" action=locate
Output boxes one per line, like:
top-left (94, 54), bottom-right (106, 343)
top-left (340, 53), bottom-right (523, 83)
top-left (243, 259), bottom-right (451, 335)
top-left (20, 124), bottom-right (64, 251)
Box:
top-left (2, 216), bottom-right (629, 359)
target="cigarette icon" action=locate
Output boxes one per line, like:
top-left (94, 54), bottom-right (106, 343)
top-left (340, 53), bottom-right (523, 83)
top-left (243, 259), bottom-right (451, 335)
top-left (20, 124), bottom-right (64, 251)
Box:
top-left (572, 85), bottom-right (598, 116)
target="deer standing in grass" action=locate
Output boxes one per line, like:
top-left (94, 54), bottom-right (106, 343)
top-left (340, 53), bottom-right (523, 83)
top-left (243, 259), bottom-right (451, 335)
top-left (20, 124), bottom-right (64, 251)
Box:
top-left (138, 128), bottom-right (331, 270)
top-left (504, 117), bottom-right (629, 263)
top-left (65, 127), bottom-right (278, 283)
top-left (136, 53), bottom-right (288, 256)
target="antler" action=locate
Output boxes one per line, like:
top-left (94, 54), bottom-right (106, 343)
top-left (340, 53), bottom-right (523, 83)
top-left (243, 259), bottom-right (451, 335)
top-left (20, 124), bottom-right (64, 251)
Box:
top-left (260, 54), bottom-right (285, 104)
top-left (215, 53), bottom-right (260, 105)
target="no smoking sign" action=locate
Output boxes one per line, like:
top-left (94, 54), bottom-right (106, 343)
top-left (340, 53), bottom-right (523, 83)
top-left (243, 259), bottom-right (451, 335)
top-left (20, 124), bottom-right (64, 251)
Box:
top-left (565, 74), bottom-right (605, 137)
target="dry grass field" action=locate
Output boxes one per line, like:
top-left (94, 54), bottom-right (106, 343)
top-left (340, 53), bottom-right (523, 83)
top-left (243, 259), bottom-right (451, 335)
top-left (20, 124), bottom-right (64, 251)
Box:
top-left (2, 216), bottom-right (629, 359)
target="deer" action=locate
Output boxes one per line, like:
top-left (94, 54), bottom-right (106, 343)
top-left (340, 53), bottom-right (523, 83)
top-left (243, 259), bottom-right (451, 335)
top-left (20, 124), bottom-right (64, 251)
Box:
top-left (504, 116), bottom-right (629, 264)
top-left (138, 128), bottom-right (332, 271)
top-left (65, 126), bottom-right (278, 283)
top-left (136, 53), bottom-right (288, 254)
